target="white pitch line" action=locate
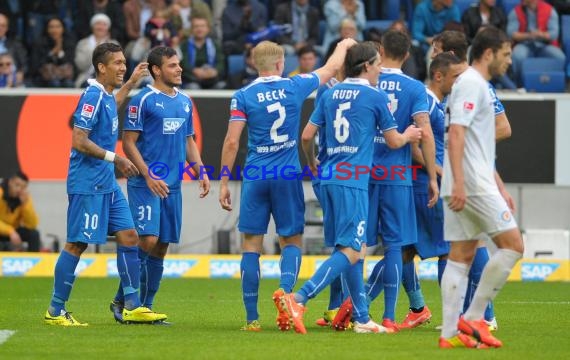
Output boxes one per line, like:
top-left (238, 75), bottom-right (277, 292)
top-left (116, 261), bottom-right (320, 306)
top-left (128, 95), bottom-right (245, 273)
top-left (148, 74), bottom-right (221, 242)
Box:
top-left (0, 330), bottom-right (16, 345)
top-left (495, 301), bottom-right (570, 305)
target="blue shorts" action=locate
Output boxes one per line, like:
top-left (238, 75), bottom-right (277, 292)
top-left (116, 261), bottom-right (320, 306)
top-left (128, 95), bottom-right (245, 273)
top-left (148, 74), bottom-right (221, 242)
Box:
top-left (413, 192), bottom-right (449, 259)
top-left (321, 184), bottom-right (368, 251)
top-left (238, 178), bottom-right (304, 236)
top-left (127, 186), bottom-right (182, 243)
top-left (367, 184), bottom-right (417, 247)
top-left (67, 189), bottom-right (134, 244)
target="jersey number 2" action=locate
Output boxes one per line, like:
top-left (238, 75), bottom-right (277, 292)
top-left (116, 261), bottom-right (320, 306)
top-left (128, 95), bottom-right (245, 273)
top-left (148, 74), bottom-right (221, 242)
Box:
top-left (267, 102), bottom-right (288, 143)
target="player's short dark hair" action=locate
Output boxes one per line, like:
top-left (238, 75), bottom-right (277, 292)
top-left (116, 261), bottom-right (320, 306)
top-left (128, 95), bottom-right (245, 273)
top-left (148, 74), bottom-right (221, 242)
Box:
top-left (470, 26), bottom-right (509, 63)
top-left (296, 45), bottom-right (317, 58)
top-left (434, 31), bottom-right (468, 62)
top-left (92, 42), bottom-right (123, 75)
top-left (380, 29), bottom-right (410, 61)
top-left (429, 52), bottom-right (462, 80)
top-left (147, 46), bottom-right (178, 79)
top-left (344, 41), bottom-right (378, 78)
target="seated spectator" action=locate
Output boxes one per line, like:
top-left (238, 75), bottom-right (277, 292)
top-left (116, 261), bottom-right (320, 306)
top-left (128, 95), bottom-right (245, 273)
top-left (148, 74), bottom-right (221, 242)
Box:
top-left (74, 0), bottom-right (126, 46)
top-left (170, 0), bottom-right (213, 39)
top-left (322, 0), bottom-right (366, 51)
top-left (390, 19), bottom-right (427, 82)
top-left (0, 52), bottom-right (20, 87)
top-left (22, 0), bottom-right (71, 49)
top-left (462, 0), bottom-right (507, 43)
top-left (227, 46), bottom-right (257, 89)
top-left (74, 13), bottom-right (119, 87)
top-left (0, 13), bottom-right (26, 85)
top-left (273, 0), bottom-right (320, 55)
top-left (411, 0), bottom-right (461, 53)
top-left (287, 45), bottom-right (318, 76)
top-left (181, 15), bottom-right (225, 89)
top-left (323, 17), bottom-right (358, 62)
top-left (31, 17), bottom-right (76, 88)
top-left (222, 0), bottom-right (267, 55)
top-left (507, 0), bottom-right (566, 86)
top-left (0, 172), bottom-right (40, 252)
top-left (144, 5), bottom-right (179, 48)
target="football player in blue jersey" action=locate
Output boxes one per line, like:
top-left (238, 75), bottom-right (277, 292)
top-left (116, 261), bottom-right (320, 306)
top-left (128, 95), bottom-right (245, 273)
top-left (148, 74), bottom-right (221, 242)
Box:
top-left (397, 53), bottom-right (464, 330)
top-left (219, 39), bottom-right (356, 331)
top-left (431, 29), bottom-right (515, 332)
top-left (44, 43), bottom-right (168, 326)
top-left (274, 41), bottom-right (423, 334)
top-left (109, 46), bottom-right (210, 324)
top-left (364, 30), bottom-right (438, 332)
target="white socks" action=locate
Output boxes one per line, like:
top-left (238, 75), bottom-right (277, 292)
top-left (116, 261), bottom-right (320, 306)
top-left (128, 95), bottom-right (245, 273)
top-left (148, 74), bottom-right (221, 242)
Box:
top-left (441, 260), bottom-right (470, 339)
top-left (464, 248), bottom-right (522, 321)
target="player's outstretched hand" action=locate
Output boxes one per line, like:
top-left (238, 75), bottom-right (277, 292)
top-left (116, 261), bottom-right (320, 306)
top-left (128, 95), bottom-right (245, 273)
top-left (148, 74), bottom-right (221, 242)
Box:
top-left (146, 177), bottom-right (169, 199)
top-left (115, 156), bottom-right (140, 178)
top-left (199, 175), bottom-right (210, 198)
top-left (219, 183), bottom-right (232, 211)
top-left (427, 179), bottom-right (439, 208)
top-left (337, 37), bottom-right (358, 49)
top-left (127, 62), bottom-right (149, 86)
top-left (448, 181), bottom-right (466, 212)
top-left (404, 125), bottom-right (422, 143)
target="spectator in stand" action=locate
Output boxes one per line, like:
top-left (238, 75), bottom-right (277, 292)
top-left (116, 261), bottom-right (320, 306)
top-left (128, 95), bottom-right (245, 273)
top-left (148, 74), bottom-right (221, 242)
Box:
top-left (462, 0), bottom-right (507, 43)
top-left (222, 0), bottom-right (268, 55)
top-left (0, 52), bottom-right (20, 87)
top-left (74, 0), bottom-right (126, 47)
top-left (412, 0), bottom-right (461, 54)
top-left (74, 13), bottom-right (119, 87)
top-left (273, 0), bottom-right (320, 56)
top-left (0, 172), bottom-right (40, 252)
top-left (322, 0), bottom-right (366, 51)
top-left (0, 0), bottom-right (24, 40)
top-left (181, 14), bottom-right (225, 89)
top-left (0, 13), bottom-right (26, 85)
top-left (31, 17), bottom-right (76, 88)
top-left (227, 46), bottom-right (257, 89)
top-left (323, 17), bottom-right (358, 62)
top-left (507, 0), bottom-right (566, 86)
top-left (170, 0), bottom-right (213, 39)
top-left (287, 45), bottom-right (318, 76)
top-left (22, 0), bottom-right (72, 49)
top-left (144, 5), bottom-right (179, 48)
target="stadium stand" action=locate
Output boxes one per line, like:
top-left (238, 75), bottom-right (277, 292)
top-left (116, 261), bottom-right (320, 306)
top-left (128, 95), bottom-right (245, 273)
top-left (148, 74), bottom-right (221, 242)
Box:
top-left (521, 57), bottom-right (566, 92)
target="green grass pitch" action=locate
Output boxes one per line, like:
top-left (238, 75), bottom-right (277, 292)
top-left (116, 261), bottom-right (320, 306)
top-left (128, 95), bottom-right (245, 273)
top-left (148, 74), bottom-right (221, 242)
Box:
top-left (0, 278), bottom-right (569, 359)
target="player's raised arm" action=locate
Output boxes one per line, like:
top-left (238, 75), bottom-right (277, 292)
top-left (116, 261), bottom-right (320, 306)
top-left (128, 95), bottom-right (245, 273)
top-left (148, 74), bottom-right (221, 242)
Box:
top-left (219, 120), bottom-right (246, 211)
top-left (115, 62), bottom-right (149, 108)
top-left (314, 38), bottom-right (357, 85)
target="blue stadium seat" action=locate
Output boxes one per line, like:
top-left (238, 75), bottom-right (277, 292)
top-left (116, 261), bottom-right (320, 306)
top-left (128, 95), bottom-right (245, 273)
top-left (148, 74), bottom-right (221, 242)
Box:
top-left (455, 0), bottom-right (476, 14)
top-left (561, 16), bottom-right (570, 76)
top-left (283, 55), bottom-right (299, 76)
top-left (227, 55), bottom-right (245, 76)
top-left (500, 0), bottom-right (519, 16)
top-left (521, 58), bottom-right (566, 93)
top-left (365, 20), bottom-right (395, 31)
top-left (318, 20), bottom-right (326, 46)
top-left (381, 0), bottom-right (400, 20)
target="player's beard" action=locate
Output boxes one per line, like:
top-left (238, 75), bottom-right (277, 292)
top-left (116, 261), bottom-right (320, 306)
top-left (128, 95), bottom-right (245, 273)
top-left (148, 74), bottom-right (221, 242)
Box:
top-left (164, 77), bottom-right (182, 88)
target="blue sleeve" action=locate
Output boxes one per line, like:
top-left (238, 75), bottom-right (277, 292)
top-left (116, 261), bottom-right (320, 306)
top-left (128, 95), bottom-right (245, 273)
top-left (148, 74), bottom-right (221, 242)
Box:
top-left (411, 83), bottom-right (429, 116)
top-left (229, 91), bottom-right (247, 122)
top-left (187, 100), bottom-right (195, 136)
top-left (73, 90), bottom-right (102, 131)
top-left (309, 94), bottom-right (325, 128)
top-left (548, 9), bottom-right (559, 40)
top-left (124, 95), bottom-right (144, 131)
top-left (293, 73), bottom-right (320, 101)
top-left (377, 92), bottom-right (398, 131)
top-left (507, 10), bottom-right (519, 37)
top-left (488, 84), bottom-right (505, 115)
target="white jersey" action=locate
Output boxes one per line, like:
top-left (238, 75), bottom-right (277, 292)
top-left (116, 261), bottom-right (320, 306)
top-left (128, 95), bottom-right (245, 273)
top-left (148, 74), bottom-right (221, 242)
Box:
top-left (441, 67), bottom-right (498, 196)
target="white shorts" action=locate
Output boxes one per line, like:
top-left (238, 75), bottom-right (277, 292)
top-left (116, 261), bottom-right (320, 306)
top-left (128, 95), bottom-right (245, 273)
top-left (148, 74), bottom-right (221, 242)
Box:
top-left (443, 194), bottom-right (518, 241)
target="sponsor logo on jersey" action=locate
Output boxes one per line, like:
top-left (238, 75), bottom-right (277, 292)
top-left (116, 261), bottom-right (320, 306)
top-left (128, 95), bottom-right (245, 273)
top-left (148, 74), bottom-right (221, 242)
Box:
top-left (128, 105), bottom-right (138, 119)
top-left (112, 116), bottom-right (119, 134)
top-left (163, 118), bottom-right (186, 134)
top-left (2, 257), bottom-right (41, 276)
top-left (230, 98), bottom-right (237, 111)
top-left (521, 262), bottom-right (560, 281)
top-left (162, 259), bottom-right (197, 278)
top-left (81, 103), bottom-right (95, 118)
top-left (210, 260), bottom-right (241, 278)
top-left (184, 103), bottom-right (190, 113)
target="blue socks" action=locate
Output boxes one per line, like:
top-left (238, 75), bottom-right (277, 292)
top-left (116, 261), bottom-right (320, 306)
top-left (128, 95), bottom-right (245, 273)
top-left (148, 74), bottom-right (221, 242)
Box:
top-left (402, 260), bottom-right (425, 310)
top-left (438, 258), bottom-right (447, 286)
top-left (279, 245), bottom-right (302, 293)
top-left (365, 258), bottom-right (385, 303)
top-left (344, 259), bottom-right (369, 323)
top-left (117, 245), bottom-right (141, 310)
top-left (49, 250), bottom-right (79, 315)
top-left (141, 255), bottom-right (164, 309)
top-left (296, 250), bottom-right (351, 304)
top-left (241, 252), bottom-right (260, 322)
top-left (464, 247), bottom-right (495, 321)
top-left (137, 248), bottom-right (149, 305)
top-left (383, 245), bottom-right (402, 321)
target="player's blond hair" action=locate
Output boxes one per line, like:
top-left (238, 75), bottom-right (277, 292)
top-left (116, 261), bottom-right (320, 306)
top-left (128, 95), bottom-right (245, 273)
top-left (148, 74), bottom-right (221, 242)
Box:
top-left (252, 41), bottom-right (284, 72)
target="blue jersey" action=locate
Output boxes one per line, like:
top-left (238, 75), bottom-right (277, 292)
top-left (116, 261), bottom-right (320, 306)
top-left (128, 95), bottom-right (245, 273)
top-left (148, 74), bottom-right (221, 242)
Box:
top-left (488, 82), bottom-right (505, 115)
top-left (229, 73), bottom-right (320, 181)
top-left (124, 85), bottom-right (194, 190)
top-left (310, 78), bottom-right (397, 190)
top-left (374, 68), bottom-right (429, 186)
top-left (414, 87), bottom-right (444, 191)
top-left (67, 79), bottom-right (119, 195)
top-left (310, 78), bottom-right (339, 185)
